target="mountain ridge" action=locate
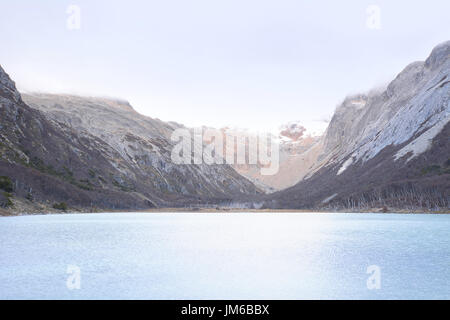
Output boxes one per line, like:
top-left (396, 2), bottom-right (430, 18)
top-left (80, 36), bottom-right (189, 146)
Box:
top-left (0, 66), bottom-right (261, 213)
top-left (1, 40), bottom-right (449, 213)
top-left (266, 40), bottom-right (449, 210)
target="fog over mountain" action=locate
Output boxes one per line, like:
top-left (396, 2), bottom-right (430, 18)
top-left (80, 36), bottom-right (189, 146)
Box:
top-left (267, 41), bottom-right (449, 210)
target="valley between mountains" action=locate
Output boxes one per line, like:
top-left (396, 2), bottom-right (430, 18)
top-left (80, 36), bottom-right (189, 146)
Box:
top-left (0, 41), bottom-right (449, 214)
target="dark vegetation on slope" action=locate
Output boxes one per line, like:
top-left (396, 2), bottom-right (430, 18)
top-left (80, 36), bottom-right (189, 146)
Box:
top-left (266, 123), bottom-right (449, 211)
top-left (0, 65), bottom-right (260, 213)
top-left (1, 41), bottom-right (448, 213)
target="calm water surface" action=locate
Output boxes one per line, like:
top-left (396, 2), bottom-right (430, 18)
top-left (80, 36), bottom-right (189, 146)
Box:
top-left (0, 212), bottom-right (449, 299)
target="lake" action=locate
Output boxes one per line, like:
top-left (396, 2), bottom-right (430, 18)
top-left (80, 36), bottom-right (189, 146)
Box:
top-left (0, 212), bottom-right (449, 299)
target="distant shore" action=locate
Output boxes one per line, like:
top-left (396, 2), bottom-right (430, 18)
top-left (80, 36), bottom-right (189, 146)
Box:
top-left (1, 205), bottom-right (449, 216)
top-left (1, 195), bottom-right (448, 216)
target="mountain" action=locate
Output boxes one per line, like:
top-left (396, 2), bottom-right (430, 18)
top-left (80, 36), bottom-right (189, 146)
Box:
top-left (1, 40), bottom-right (449, 213)
top-left (268, 41), bottom-right (450, 211)
top-left (0, 66), bottom-right (260, 213)
top-left (1, 66), bottom-right (151, 211)
top-left (230, 122), bottom-right (325, 192)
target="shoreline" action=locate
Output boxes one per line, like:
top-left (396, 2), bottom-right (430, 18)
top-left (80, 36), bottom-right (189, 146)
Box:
top-left (1, 206), bottom-right (449, 217)
top-left (1, 196), bottom-right (449, 217)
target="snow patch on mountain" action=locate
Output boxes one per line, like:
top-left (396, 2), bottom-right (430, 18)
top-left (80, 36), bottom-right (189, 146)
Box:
top-left (327, 41), bottom-right (450, 175)
top-left (337, 157), bottom-right (354, 175)
top-left (278, 120), bottom-right (327, 142)
top-left (321, 193), bottom-right (338, 204)
top-left (395, 115), bottom-right (450, 162)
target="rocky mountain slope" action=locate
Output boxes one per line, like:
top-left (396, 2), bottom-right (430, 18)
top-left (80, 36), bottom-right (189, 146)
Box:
top-left (268, 41), bottom-right (450, 210)
top-left (1, 40), bottom-right (448, 213)
top-left (0, 65), bottom-right (260, 212)
top-left (231, 122), bottom-right (324, 191)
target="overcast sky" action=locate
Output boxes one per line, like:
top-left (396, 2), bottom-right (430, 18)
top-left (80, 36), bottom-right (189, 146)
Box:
top-left (1, 0), bottom-right (449, 132)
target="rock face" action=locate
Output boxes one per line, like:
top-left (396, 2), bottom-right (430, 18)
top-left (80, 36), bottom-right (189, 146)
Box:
top-left (269, 41), bottom-right (450, 210)
top-left (0, 65), bottom-right (260, 211)
top-left (1, 66), bottom-right (151, 210)
top-left (231, 122), bottom-right (325, 191)
top-left (1, 40), bottom-right (449, 212)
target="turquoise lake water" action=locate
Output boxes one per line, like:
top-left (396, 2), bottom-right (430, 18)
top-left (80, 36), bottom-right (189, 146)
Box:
top-left (0, 212), bottom-right (449, 299)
